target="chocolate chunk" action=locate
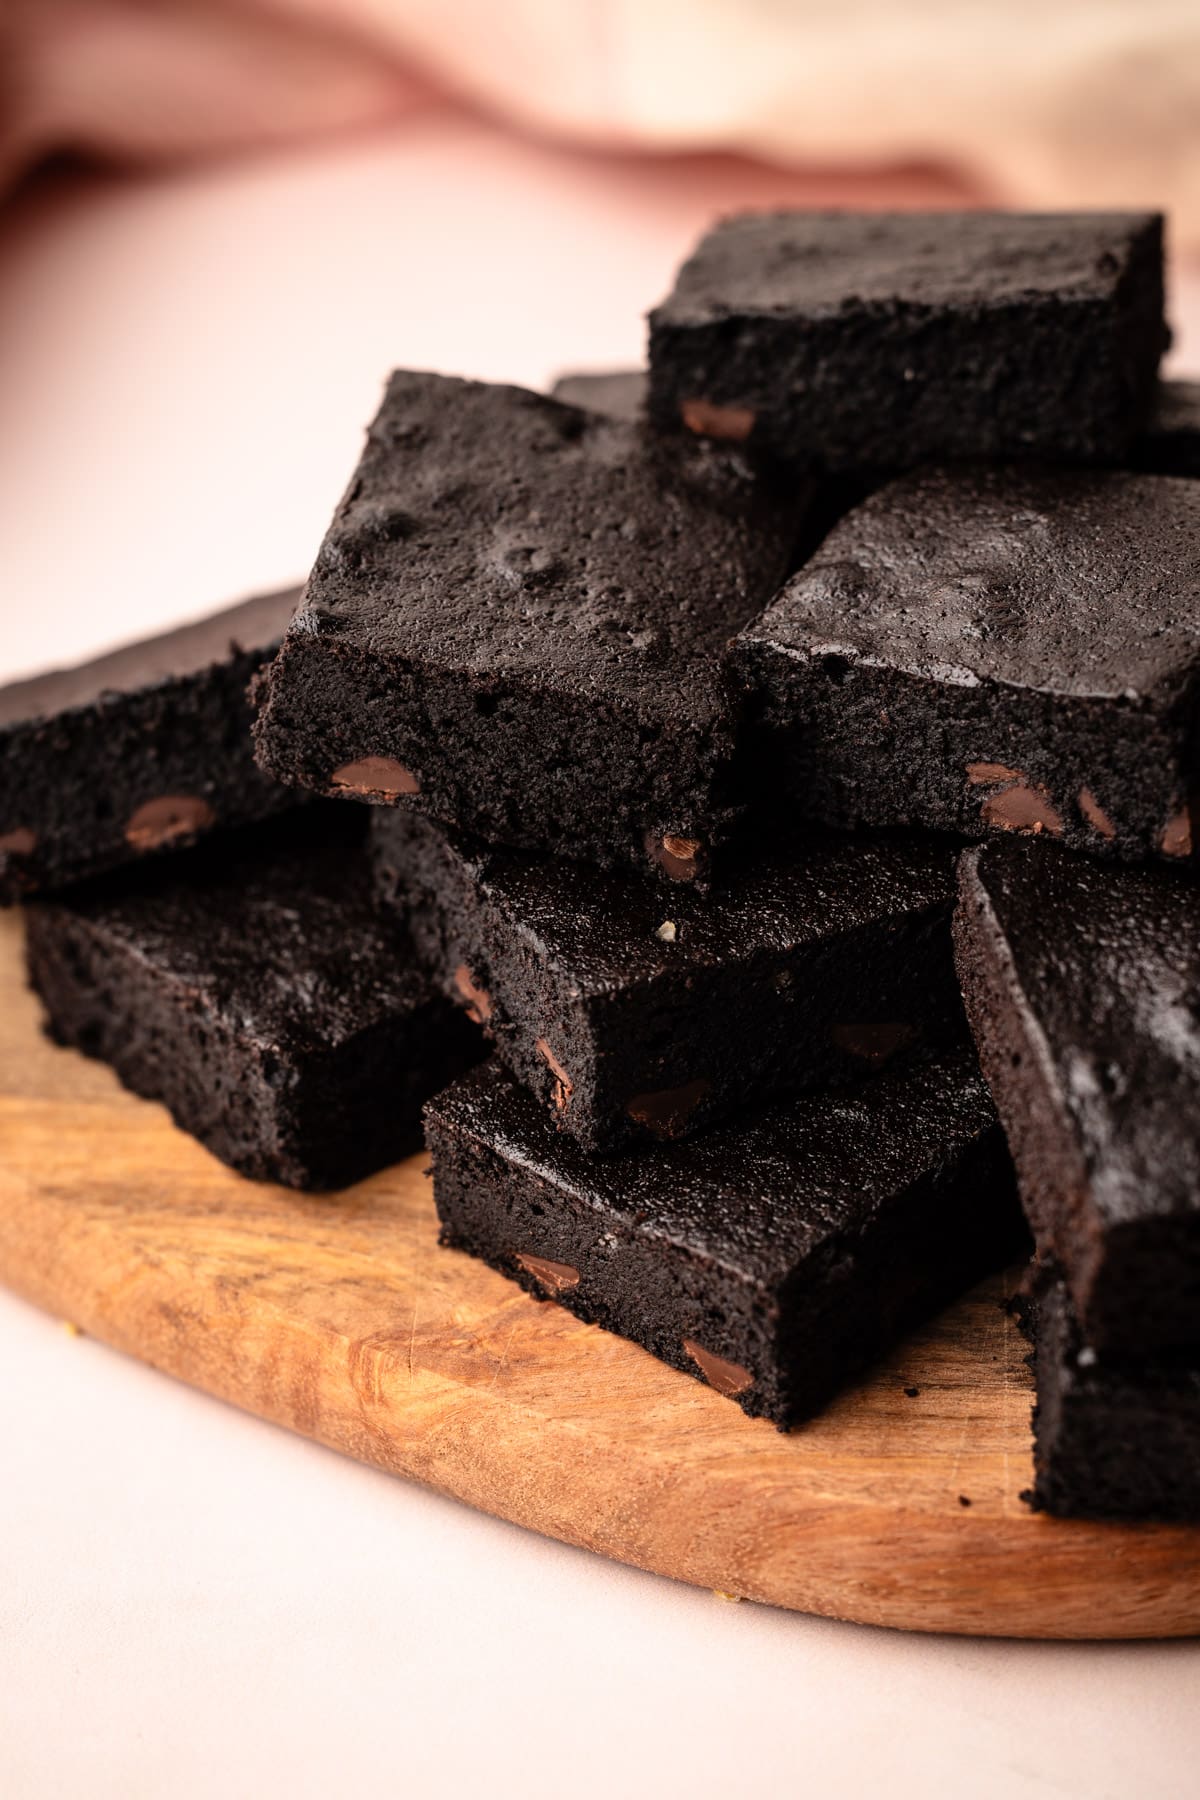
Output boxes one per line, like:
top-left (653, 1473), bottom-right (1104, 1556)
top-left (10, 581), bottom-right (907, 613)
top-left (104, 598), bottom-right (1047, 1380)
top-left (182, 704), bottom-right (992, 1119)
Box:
top-left (452, 963), bottom-right (492, 1024)
top-left (331, 756), bottom-right (420, 799)
top-left (979, 782), bottom-right (1063, 838)
top-left (1078, 787), bottom-right (1116, 839)
top-left (1161, 801), bottom-right (1195, 859)
top-left (535, 1037), bottom-right (574, 1111)
top-left (124, 794), bottom-right (216, 851)
top-left (515, 1253), bottom-right (581, 1295)
top-left (680, 400), bottom-right (755, 443)
top-left (644, 831), bottom-right (703, 882)
top-left (682, 1339), bottom-right (753, 1397)
top-left (0, 827), bottom-right (36, 856)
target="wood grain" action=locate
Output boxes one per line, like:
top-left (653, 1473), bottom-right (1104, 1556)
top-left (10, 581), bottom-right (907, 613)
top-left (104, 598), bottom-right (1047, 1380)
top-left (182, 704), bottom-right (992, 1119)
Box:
top-left (1, 909), bottom-right (1197, 1638)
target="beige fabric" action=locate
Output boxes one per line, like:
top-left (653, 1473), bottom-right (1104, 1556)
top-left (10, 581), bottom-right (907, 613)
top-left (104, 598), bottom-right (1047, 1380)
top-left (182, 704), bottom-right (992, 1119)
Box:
top-left (4, 0), bottom-right (1198, 239)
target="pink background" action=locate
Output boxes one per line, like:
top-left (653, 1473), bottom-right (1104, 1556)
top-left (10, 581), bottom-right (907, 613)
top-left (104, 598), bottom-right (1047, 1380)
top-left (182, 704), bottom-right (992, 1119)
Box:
top-left (1, 110), bottom-right (1198, 1796)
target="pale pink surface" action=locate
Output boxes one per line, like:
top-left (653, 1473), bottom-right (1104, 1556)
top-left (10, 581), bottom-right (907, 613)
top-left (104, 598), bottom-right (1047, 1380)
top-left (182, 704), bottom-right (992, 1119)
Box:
top-left (1, 118), bottom-right (1198, 1797)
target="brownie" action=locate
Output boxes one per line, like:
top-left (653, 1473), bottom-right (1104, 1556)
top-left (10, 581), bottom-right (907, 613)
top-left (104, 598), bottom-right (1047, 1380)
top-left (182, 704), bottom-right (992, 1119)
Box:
top-left (25, 814), bottom-right (481, 1191)
top-left (0, 588), bottom-right (301, 904)
top-left (1023, 1275), bottom-right (1200, 1522)
top-left (733, 467), bottom-right (1200, 866)
top-left (1132, 379), bottom-right (1200, 478)
top-left (252, 373), bottom-right (798, 885)
top-left (647, 210), bottom-right (1166, 471)
top-left (954, 840), bottom-right (1200, 1355)
top-left (426, 1051), bottom-right (1020, 1428)
top-left (373, 807), bottom-right (964, 1151)
top-left (550, 369), bottom-right (647, 418)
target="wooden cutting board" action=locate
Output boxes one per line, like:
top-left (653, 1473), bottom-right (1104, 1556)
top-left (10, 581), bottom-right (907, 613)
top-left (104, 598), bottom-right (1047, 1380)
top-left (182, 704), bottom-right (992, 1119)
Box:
top-left (1, 910), bottom-right (1196, 1639)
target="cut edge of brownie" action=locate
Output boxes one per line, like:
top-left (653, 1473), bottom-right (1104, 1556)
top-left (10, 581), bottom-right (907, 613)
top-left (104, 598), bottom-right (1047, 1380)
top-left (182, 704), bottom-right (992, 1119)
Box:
top-left (24, 826), bottom-right (481, 1191)
top-left (425, 1056), bottom-right (1021, 1429)
top-left (373, 807), bottom-right (967, 1153)
top-left (1018, 1272), bottom-right (1200, 1522)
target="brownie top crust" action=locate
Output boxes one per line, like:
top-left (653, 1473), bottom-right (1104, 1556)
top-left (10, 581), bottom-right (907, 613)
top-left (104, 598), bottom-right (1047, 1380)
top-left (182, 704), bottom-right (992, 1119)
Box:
top-left (45, 818), bottom-right (430, 1054)
top-left (738, 467), bottom-right (1200, 707)
top-left (428, 1049), bottom-right (995, 1287)
top-left (392, 814), bottom-right (956, 999)
top-left (959, 840), bottom-right (1200, 1229)
top-left (0, 588), bottom-right (300, 728)
top-left (653, 210), bottom-right (1165, 323)
top-left (293, 371), bottom-right (796, 728)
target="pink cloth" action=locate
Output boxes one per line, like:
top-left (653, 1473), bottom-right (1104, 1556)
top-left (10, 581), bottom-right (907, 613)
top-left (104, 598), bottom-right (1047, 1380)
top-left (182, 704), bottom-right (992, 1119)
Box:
top-left (4, 2), bottom-right (1198, 239)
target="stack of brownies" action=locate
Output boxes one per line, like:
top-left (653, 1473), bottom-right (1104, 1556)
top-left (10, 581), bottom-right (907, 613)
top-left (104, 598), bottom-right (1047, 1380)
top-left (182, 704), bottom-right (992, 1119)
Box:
top-left (2, 210), bottom-right (1198, 1522)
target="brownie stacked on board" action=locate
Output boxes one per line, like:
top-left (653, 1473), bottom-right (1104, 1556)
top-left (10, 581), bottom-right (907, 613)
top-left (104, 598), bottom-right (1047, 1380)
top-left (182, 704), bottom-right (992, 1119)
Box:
top-left (11, 209), bottom-right (1196, 1522)
top-left (2, 592), bottom-right (483, 1188)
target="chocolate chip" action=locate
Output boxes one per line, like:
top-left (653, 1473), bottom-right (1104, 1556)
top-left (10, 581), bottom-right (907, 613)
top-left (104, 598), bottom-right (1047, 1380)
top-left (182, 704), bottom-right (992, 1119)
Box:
top-left (682, 1338), bottom-right (753, 1397)
top-left (0, 827), bottom-right (36, 857)
top-left (627, 1078), bottom-right (712, 1138)
top-left (1078, 786), bottom-right (1116, 839)
top-left (515, 1252), bottom-right (581, 1295)
top-left (124, 795), bottom-right (216, 851)
top-left (453, 963), bottom-right (492, 1025)
top-left (330, 756), bottom-right (420, 799)
top-left (831, 1021), bottom-right (914, 1066)
top-left (980, 782), bottom-right (1063, 837)
top-left (966, 761), bottom-right (1021, 785)
top-left (1162, 802), bottom-right (1195, 859)
top-left (535, 1037), bottom-right (573, 1111)
top-left (679, 399), bottom-right (755, 443)
top-left (645, 830), bottom-right (702, 882)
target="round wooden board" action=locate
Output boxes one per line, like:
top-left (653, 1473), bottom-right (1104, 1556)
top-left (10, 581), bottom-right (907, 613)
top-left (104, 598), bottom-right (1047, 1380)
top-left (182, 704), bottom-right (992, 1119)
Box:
top-left (1, 913), bottom-right (1197, 1638)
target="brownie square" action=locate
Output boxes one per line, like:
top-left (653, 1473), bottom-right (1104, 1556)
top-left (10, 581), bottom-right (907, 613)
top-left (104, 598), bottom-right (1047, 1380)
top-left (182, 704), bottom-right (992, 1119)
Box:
top-left (733, 467), bottom-right (1200, 866)
top-left (1132, 379), bottom-right (1200, 478)
top-left (373, 808), bottom-right (964, 1152)
top-left (954, 840), bottom-right (1200, 1356)
top-left (648, 210), bottom-right (1166, 471)
top-left (0, 588), bottom-right (302, 904)
top-left (25, 814), bottom-right (481, 1190)
top-left (252, 373), bottom-right (798, 885)
top-left (427, 1052), bottom-right (1019, 1428)
top-left (1024, 1276), bottom-right (1200, 1522)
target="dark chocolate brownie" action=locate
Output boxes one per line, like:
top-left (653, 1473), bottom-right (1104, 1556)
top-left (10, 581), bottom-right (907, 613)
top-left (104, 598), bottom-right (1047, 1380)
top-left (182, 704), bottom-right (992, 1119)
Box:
top-left (426, 1051), bottom-right (1020, 1428)
top-left (1023, 1275), bottom-right (1200, 1522)
top-left (954, 840), bottom-right (1200, 1355)
top-left (1132, 379), bottom-right (1200, 478)
top-left (25, 814), bottom-right (481, 1191)
top-left (252, 373), bottom-right (798, 885)
top-left (733, 466), bottom-right (1200, 866)
top-left (0, 588), bottom-right (301, 904)
top-left (648, 210), bottom-right (1166, 470)
top-left (550, 368), bottom-right (647, 418)
top-left (373, 807), bottom-right (964, 1152)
